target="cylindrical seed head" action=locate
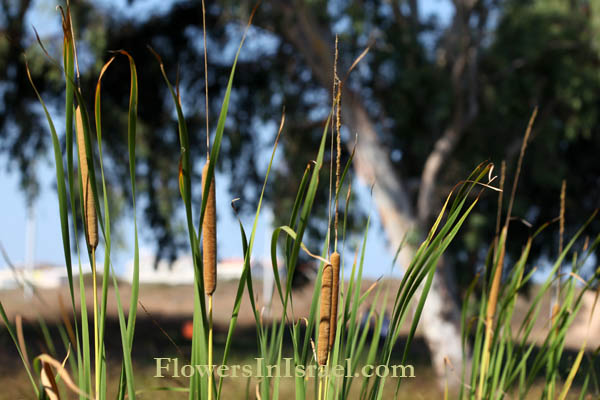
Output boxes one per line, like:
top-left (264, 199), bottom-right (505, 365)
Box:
top-left (328, 251), bottom-right (340, 350)
top-left (318, 263), bottom-right (333, 366)
top-left (75, 106), bottom-right (98, 250)
top-left (202, 161), bottom-right (217, 295)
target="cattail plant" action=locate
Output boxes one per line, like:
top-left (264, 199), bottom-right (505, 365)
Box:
top-left (75, 106), bottom-right (98, 250)
top-left (202, 157), bottom-right (216, 400)
top-left (328, 251), bottom-right (340, 350)
top-left (318, 263), bottom-right (333, 366)
top-left (200, 2), bottom-right (217, 396)
top-left (76, 104), bottom-right (100, 399)
top-left (202, 160), bottom-right (217, 295)
top-left (203, 132), bottom-right (217, 395)
top-left (328, 38), bottom-right (343, 353)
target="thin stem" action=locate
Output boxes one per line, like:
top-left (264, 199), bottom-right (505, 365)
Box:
top-left (328, 35), bottom-right (339, 256)
top-left (318, 374), bottom-right (324, 400)
top-left (92, 247), bottom-right (99, 400)
top-left (208, 294), bottom-right (214, 400)
top-left (202, 0), bottom-right (210, 158)
top-left (333, 35), bottom-right (341, 252)
top-left (477, 325), bottom-right (491, 400)
top-left (323, 366), bottom-right (330, 400)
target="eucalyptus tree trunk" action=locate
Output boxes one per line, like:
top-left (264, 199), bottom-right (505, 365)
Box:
top-left (342, 91), bottom-right (464, 381)
top-left (274, 0), bottom-right (485, 384)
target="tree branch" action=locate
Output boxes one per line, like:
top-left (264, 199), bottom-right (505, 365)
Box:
top-left (417, 0), bottom-right (484, 224)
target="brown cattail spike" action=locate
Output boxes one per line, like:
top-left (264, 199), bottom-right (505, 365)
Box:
top-left (75, 106), bottom-right (98, 249)
top-left (202, 161), bottom-right (217, 295)
top-left (318, 263), bottom-right (333, 366)
top-left (328, 251), bottom-right (340, 350)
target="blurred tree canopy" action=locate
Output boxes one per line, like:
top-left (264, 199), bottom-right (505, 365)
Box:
top-left (1, 0), bottom-right (599, 283)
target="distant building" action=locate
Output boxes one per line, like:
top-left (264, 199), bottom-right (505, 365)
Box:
top-left (0, 263), bottom-right (84, 290)
top-left (121, 251), bottom-right (269, 285)
top-left (121, 252), bottom-right (195, 285)
top-left (0, 252), bottom-right (280, 290)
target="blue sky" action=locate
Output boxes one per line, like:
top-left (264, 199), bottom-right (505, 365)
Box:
top-left (0, 154), bottom-right (398, 278)
top-left (1, 0), bottom-right (455, 279)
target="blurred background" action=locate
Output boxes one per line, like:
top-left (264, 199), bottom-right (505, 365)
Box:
top-left (1, 0), bottom-right (600, 397)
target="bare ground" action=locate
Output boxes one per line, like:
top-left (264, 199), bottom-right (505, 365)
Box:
top-left (0, 279), bottom-right (598, 399)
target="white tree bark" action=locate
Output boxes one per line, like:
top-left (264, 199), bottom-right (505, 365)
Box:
top-left (274, 0), bottom-right (479, 383)
top-left (342, 92), bottom-right (464, 380)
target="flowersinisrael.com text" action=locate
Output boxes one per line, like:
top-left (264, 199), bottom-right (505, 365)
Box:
top-left (154, 357), bottom-right (415, 379)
